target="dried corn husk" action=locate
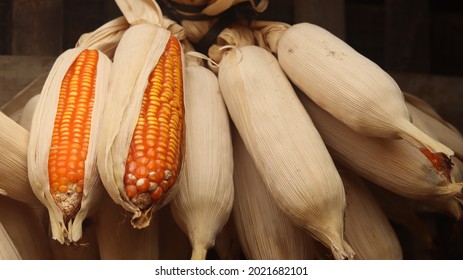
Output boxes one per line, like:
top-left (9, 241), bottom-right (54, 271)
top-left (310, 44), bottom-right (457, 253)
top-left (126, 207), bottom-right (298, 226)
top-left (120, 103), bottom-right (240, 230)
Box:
top-left (214, 216), bottom-right (242, 260)
top-left (252, 21), bottom-right (453, 163)
top-left (159, 206), bottom-right (191, 260)
top-left (405, 95), bottom-right (463, 160)
top-left (0, 222), bottom-right (21, 260)
top-left (340, 169), bottom-right (402, 260)
top-left (50, 220), bottom-right (100, 260)
top-left (27, 20), bottom-right (120, 243)
top-left (95, 192), bottom-right (159, 260)
top-left (210, 26), bottom-right (353, 259)
top-left (0, 196), bottom-right (52, 259)
top-left (170, 52), bottom-right (233, 260)
top-left (97, 0), bottom-right (186, 228)
top-left (18, 94), bottom-right (40, 132)
top-left (0, 112), bottom-right (40, 205)
top-left (232, 130), bottom-right (315, 260)
top-left (298, 92), bottom-right (463, 201)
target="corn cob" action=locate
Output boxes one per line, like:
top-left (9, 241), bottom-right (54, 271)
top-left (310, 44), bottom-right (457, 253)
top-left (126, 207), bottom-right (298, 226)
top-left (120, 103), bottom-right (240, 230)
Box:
top-left (211, 26), bottom-right (353, 259)
top-left (95, 193), bottom-right (159, 260)
top-left (233, 129), bottom-right (315, 260)
top-left (98, 0), bottom-right (185, 228)
top-left (28, 47), bottom-right (112, 244)
top-left (252, 21), bottom-right (454, 169)
top-left (298, 92), bottom-right (463, 201)
top-left (170, 51), bottom-right (233, 260)
top-left (340, 169), bottom-right (402, 260)
top-left (0, 112), bottom-right (40, 205)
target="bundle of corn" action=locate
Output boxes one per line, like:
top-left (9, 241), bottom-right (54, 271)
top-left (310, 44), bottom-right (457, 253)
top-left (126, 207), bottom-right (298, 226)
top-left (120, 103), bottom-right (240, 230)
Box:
top-left (0, 197), bottom-right (52, 259)
top-left (340, 169), bottom-right (402, 260)
top-left (27, 17), bottom-right (128, 244)
top-left (95, 192), bottom-right (159, 260)
top-left (251, 21), bottom-right (454, 171)
top-left (209, 25), bottom-right (353, 259)
top-left (298, 93), bottom-right (463, 204)
top-left (170, 49), bottom-right (234, 260)
top-left (232, 130), bottom-right (315, 260)
top-left (97, 0), bottom-right (186, 228)
top-left (0, 112), bottom-right (39, 205)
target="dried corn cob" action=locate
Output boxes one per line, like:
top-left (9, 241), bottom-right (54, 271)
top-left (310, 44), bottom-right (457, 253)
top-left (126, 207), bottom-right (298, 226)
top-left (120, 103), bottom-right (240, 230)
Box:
top-left (28, 47), bottom-right (112, 243)
top-left (170, 51), bottom-right (233, 260)
top-left (298, 92), bottom-right (463, 201)
top-left (233, 129), bottom-right (315, 260)
top-left (210, 26), bottom-right (353, 259)
top-left (252, 21), bottom-right (454, 169)
top-left (0, 112), bottom-right (40, 205)
top-left (340, 169), bottom-right (402, 260)
top-left (98, 0), bottom-right (186, 228)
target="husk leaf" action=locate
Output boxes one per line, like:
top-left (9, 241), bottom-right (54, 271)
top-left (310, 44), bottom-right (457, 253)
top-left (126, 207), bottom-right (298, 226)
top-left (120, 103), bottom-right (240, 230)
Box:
top-left (170, 60), bottom-right (234, 260)
top-left (28, 48), bottom-right (112, 244)
top-left (214, 27), bottom-right (353, 259)
top-left (232, 129), bottom-right (315, 260)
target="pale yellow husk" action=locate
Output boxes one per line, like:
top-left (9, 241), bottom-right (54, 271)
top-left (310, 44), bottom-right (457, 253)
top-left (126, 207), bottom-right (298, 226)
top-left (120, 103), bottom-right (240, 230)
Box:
top-left (95, 193), bottom-right (159, 260)
top-left (170, 56), bottom-right (234, 260)
top-left (340, 169), bottom-right (402, 260)
top-left (0, 112), bottom-right (40, 205)
top-left (0, 196), bottom-right (52, 259)
top-left (18, 94), bottom-right (40, 132)
top-left (27, 48), bottom-right (112, 244)
top-left (76, 16), bottom-right (129, 59)
top-left (212, 26), bottom-right (353, 259)
top-left (299, 92), bottom-right (463, 201)
top-left (253, 21), bottom-right (452, 157)
top-left (0, 221), bottom-right (21, 260)
top-left (232, 130), bottom-right (315, 260)
top-left (97, 0), bottom-right (185, 228)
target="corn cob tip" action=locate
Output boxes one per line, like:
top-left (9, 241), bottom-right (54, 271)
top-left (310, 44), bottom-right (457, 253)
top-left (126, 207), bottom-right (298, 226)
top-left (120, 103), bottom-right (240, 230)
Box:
top-left (191, 247), bottom-right (208, 260)
top-left (330, 241), bottom-right (355, 260)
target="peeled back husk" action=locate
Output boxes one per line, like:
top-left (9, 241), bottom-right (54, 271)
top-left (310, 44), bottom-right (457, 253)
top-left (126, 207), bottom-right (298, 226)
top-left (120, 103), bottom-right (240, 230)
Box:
top-left (0, 112), bottom-right (40, 205)
top-left (97, 0), bottom-right (186, 228)
top-left (298, 92), bottom-right (463, 202)
top-left (212, 26), bottom-right (353, 259)
top-left (340, 169), bottom-right (402, 260)
top-left (232, 129), bottom-right (315, 260)
top-left (170, 56), bottom-right (234, 260)
top-left (27, 48), bottom-right (112, 244)
top-left (253, 21), bottom-right (453, 162)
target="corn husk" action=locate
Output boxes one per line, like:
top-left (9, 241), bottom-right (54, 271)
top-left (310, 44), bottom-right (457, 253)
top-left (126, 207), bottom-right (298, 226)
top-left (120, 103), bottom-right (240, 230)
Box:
top-left (214, 216), bottom-right (242, 260)
top-left (159, 206), bottom-right (191, 260)
top-left (252, 21), bottom-right (453, 161)
top-left (27, 21), bottom-right (119, 243)
top-left (232, 129), bottom-right (315, 260)
top-left (210, 26), bottom-right (353, 259)
top-left (50, 220), bottom-right (100, 260)
top-left (340, 169), bottom-right (402, 260)
top-left (0, 196), bottom-right (52, 259)
top-left (298, 92), bottom-right (463, 201)
top-left (0, 112), bottom-right (40, 205)
top-left (95, 192), bottom-right (159, 260)
top-left (0, 222), bottom-right (21, 260)
top-left (405, 94), bottom-right (463, 160)
top-left (170, 53), bottom-right (234, 260)
top-left (97, 0), bottom-right (186, 229)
